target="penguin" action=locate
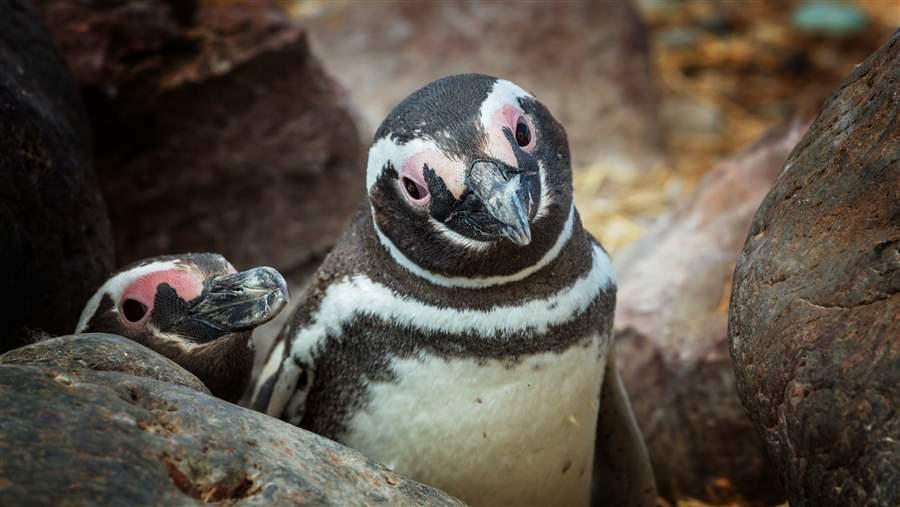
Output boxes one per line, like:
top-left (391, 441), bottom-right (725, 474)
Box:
top-left (249, 74), bottom-right (656, 506)
top-left (76, 253), bottom-right (289, 403)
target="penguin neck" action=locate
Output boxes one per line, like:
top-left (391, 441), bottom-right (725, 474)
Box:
top-left (371, 201), bottom-right (580, 291)
top-left (152, 332), bottom-right (254, 403)
top-left (355, 204), bottom-right (601, 313)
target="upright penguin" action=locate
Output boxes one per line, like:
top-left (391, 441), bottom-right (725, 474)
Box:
top-left (250, 75), bottom-right (655, 506)
top-left (77, 253), bottom-right (289, 402)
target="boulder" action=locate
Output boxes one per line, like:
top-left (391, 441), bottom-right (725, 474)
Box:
top-left (0, 335), bottom-right (464, 506)
top-left (36, 0), bottom-right (365, 273)
top-left (729, 30), bottom-right (900, 506)
top-left (0, 0), bottom-right (114, 352)
top-left (302, 0), bottom-right (665, 173)
top-left (0, 333), bottom-right (209, 394)
top-left (614, 121), bottom-right (810, 503)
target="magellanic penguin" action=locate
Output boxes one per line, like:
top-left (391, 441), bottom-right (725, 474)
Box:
top-left (76, 253), bottom-right (289, 403)
top-left (250, 74), bottom-right (656, 506)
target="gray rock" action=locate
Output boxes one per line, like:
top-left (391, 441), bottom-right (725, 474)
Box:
top-left (614, 122), bottom-right (809, 503)
top-left (729, 30), bottom-right (900, 507)
top-left (0, 362), bottom-right (464, 506)
top-left (36, 0), bottom-right (364, 275)
top-left (0, 0), bottom-right (114, 352)
top-left (0, 333), bottom-right (209, 394)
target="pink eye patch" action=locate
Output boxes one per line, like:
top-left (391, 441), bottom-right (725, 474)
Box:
top-left (120, 269), bottom-right (204, 319)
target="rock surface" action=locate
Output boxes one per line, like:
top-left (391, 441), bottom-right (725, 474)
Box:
top-left (729, 30), bottom-right (900, 507)
top-left (36, 0), bottom-right (365, 273)
top-left (0, 0), bottom-right (114, 353)
top-left (614, 121), bottom-right (810, 503)
top-left (0, 336), bottom-right (464, 506)
top-left (0, 333), bottom-right (209, 394)
top-left (301, 0), bottom-right (665, 173)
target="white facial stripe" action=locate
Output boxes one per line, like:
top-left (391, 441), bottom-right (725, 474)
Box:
top-left (479, 79), bottom-right (534, 135)
top-left (75, 260), bottom-right (180, 332)
top-left (534, 160), bottom-right (553, 221)
top-left (427, 218), bottom-right (492, 252)
top-left (367, 136), bottom-right (463, 195)
top-left (374, 204), bottom-right (577, 288)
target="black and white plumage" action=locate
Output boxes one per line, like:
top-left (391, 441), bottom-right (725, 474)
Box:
top-left (250, 75), bottom-right (655, 506)
top-left (77, 253), bottom-right (289, 402)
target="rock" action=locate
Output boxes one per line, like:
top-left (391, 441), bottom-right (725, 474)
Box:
top-left (0, 333), bottom-right (209, 394)
top-left (0, 0), bottom-right (114, 353)
top-left (614, 121), bottom-right (810, 503)
top-left (0, 362), bottom-right (464, 505)
top-left (300, 0), bottom-right (665, 173)
top-left (729, 31), bottom-right (899, 507)
top-left (36, 0), bottom-right (365, 274)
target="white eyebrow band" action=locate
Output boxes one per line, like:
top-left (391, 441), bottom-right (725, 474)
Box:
top-left (372, 204), bottom-right (577, 288)
top-left (75, 260), bottom-right (180, 333)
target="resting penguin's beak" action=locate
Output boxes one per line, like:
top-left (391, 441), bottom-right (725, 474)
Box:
top-left (467, 159), bottom-right (534, 246)
top-left (184, 267), bottom-right (289, 340)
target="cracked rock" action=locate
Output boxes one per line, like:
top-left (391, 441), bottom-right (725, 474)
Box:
top-left (729, 29), bottom-right (900, 507)
top-left (0, 335), bottom-right (464, 506)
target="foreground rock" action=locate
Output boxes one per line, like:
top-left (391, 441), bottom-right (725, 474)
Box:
top-left (729, 30), bottom-right (900, 507)
top-left (0, 336), bottom-right (463, 506)
top-left (0, 334), bottom-right (208, 394)
top-left (0, 0), bottom-right (114, 352)
top-left (302, 0), bottom-right (665, 173)
top-left (614, 122), bottom-right (809, 503)
top-left (36, 0), bottom-right (364, 273)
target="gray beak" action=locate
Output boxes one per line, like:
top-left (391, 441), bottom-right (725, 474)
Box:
top-left (468, 159), bottom-right (533, 246)
top-left (190, 266), bottom-right (290, 333)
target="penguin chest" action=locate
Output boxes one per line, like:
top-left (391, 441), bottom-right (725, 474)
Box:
top-left (342, 333), bottom-right (608, 507)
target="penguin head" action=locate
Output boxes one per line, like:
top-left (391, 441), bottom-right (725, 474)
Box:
top-left (76, 253), bottom-right (289, 400)
top-left (367, 74), bottom-right (573, 280)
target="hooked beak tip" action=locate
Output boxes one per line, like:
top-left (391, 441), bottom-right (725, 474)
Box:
top-left (505, 227), bottom-right (532, 246)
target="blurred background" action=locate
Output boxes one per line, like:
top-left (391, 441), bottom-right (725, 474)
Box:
top-left (7, 0), bottom-right (898, 506)
top-left (285, 0), bottom-right (897, 253)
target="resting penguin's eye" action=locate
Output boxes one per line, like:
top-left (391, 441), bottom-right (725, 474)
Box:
top-left (122, 299), bottom-right (148, 322)
top-left (402, 176), bottom-right (428, 202)
top-left (515, 117), bottom-right (531, 147)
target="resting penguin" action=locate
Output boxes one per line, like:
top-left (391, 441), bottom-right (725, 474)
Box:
top-left (76, 253), bottom-right (289, 403)
top-left (250, 74), bottom-right (656, 506)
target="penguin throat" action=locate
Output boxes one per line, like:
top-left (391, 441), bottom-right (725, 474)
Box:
top-left (372, 204), bottom-right (576, 289)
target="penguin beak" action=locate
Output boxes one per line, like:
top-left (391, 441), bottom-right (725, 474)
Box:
top-left (467, 159), bottom-right (534, 246)
top-left (185, 267), bottom-right (290, 339)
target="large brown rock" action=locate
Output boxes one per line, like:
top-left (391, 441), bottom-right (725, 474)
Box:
top-left (729, 30), bottom-right (900, 507)
top-left (0, 0), bottom-right (114, 352)
top-left (302, 0), bottom-right (665, 173)
top-left (614, 122), bottom-right (810, 503)
top-left (37, 0), bottom-right (365, 273)
top-left (0, 334), bottom-right (464, 506)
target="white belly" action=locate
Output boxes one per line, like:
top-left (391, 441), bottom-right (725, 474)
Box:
top-left (342, 334), bottom-right (608, 507)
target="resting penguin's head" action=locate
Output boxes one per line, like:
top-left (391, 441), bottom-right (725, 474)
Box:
top-left (76, 253), bottom-right (289, 402)
top-left (368, 74), bottom-right (573, 281)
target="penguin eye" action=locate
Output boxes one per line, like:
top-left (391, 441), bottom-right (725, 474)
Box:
top-left (515, 117), bottom-right (531, 147)
top-left (122, 299), bottom-right (148, 322)
top-left (402, 176), bottom-right (429, 202)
